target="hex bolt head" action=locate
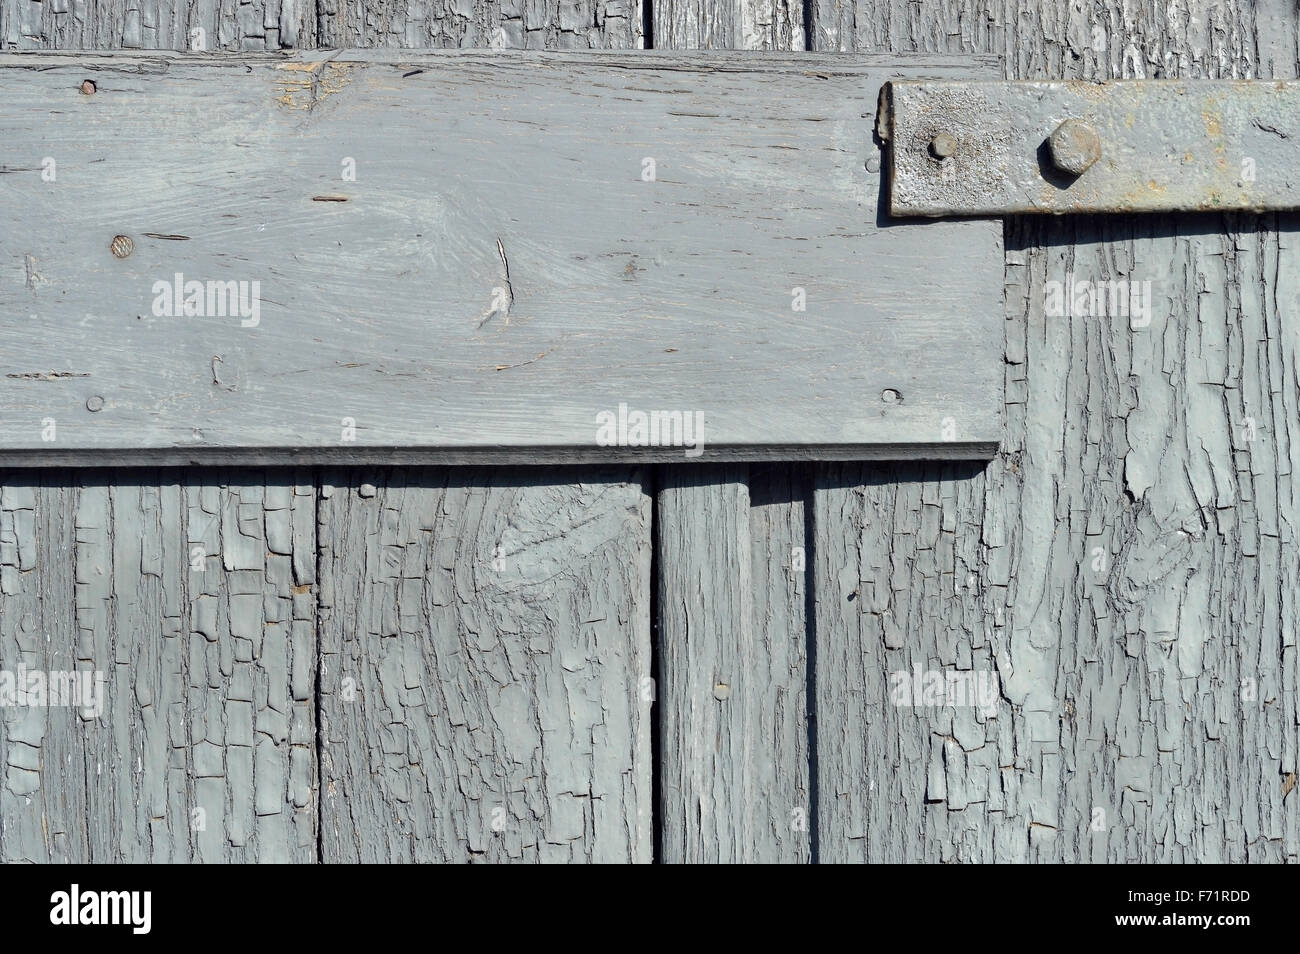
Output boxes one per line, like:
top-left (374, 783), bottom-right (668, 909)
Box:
top-left (1048, 119), bottom-right (1102, 176)
top-left (110, 234), bottom-right (134, 258)
top-left (929, 131), bottom-right (957, 159)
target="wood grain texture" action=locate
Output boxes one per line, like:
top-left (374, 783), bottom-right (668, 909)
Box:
top-left (651, 0), bottom-right (815, 865)
top-left (318, 0), bottom-right (643, 48)
top-left (0, 470), bottom-right (318, 862)
top-left (653, 0), bottom-right (802, 50)
top-left (9, 0), bottom-right (1290, 868)
top-left (0, 50), bottom-right (1001, 464)
top-left (310, 3), bottom-right (653, 866)
top-left (316, 468), bottom-right (651, 862)
top-left (657, 466), bottom-right (812, 861)
top-left (812, 0), bottom-right (1300, 863)
top-left (0, 0), bottom-right (320, 867)
top-left (2, 0), bottom-right (654, 867)
top-left (0, 0), bottom-right (315, 50)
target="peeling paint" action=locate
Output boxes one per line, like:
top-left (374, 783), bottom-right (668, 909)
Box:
top-left (275, 62), bottom-right (354, 112)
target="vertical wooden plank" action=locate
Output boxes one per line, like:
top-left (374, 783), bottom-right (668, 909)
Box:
top-left (0, 470), bottom-right (317, 862)
top-left (0, 477), bottom-right (84, 861)
top-left (658, 466), bottom-right (810, 862)
top-left (653, 1), bottom-right (811, 864)
top-left (813, 460), bottom-right (993, 862)
top-left (811, 0), bottom-right (1300, 863)
top-left (184, 470), bottom-right (319, 863)
top-left (654, 0), bottom-right (801, 49)
top-left (317, 469), bottom-right (651, 862)
top-left (312, 3), bottom-right (652, 864)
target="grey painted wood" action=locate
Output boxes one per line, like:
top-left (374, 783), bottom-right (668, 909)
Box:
top-left (646, 6), bottom-right (999, 864)
top-left (0, 0), bottom-right (323, 867)
top-left (318, 0), bottom-right (643, 49)
top-left (0, 470), bottom-right (318, 862)
top-left (658, 466), bottom-right (813, 861)
top-left (7, 0), bottom-right (1289, 869)
top-left (811, 0), bottom-right (1300, 863)
top-left (651, 0), bottom-right (815, 865)
top-left (317, 468), bottom-right (651, 862)
top-left (0, 50), bottom-right (1002, 464)
top-left (311, 4), bottom-right (654, 865)
top-left (653, 0), bottom-right (802, 50)
top-left (1, 0), bottom-right (654, 867)
top-left (0, 0), bottom-right (314, 50)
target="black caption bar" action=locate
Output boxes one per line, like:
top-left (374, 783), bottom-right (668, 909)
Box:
top-left (2, 864), bottom-right (1275, 941)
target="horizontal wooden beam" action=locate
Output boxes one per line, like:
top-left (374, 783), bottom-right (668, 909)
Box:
top-left (1, 51), bottom-right (1003, 465)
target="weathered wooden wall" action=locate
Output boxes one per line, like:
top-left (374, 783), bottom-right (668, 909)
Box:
top-left (4, 0), bottom-right (1298, 864)
top-left (656, 0), bottom-right (1300, 864)
top-left (808, 0), bottom-right (1300, 865)
top-left (1, 0), bottom-right (653, 864)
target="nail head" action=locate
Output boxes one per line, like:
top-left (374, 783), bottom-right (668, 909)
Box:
top-left (929, 132), bottom-right (957, 159)
top-left (1048, 119), bottom-right (1102, 176)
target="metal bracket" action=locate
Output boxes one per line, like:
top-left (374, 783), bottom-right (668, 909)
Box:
top-left (883, 80), bottom-right (1300, 216)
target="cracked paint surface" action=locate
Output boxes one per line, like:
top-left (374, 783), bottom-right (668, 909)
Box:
top-left (3, 0), bottom-right (1298, 866)
top-left (0, 0), bottom-right (653, 866)
top-left (317, 469), bottom-right (651, 862)
top-left (0, 473), bottom-right (318, 862)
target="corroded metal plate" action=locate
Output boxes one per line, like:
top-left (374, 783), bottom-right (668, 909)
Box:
top-left (885, 80), bottom-right (1300, 216)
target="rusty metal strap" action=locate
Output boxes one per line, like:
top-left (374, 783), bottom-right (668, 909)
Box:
top-left (883, 80), bottom-right (1300, 216)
